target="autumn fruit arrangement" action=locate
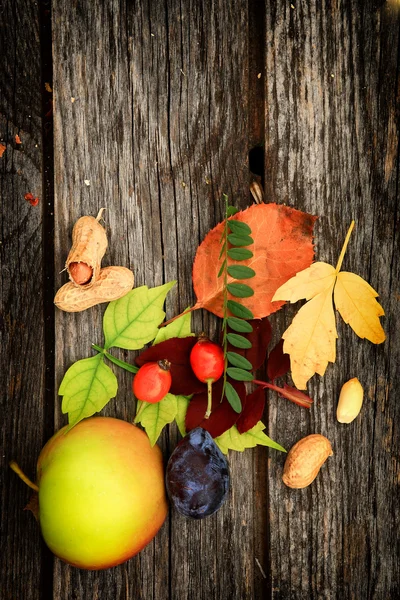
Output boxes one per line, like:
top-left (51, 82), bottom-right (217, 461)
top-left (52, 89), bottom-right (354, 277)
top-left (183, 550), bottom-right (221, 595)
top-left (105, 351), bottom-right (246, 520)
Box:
top-left (11, 198), bottom-right (385, 569)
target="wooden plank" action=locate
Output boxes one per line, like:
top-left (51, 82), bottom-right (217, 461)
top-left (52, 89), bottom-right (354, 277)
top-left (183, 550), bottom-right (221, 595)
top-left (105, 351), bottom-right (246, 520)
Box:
top-left (52, 0), bottom-right (258, 598)
top-left (264, 1), bottom-right (400, 598)
top-left (0, 1), bottom-right (54, 599)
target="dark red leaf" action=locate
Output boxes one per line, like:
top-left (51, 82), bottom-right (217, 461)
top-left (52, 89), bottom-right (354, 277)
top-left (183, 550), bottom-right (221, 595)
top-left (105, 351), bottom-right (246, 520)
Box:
top-left (136, 337), bottom-right (205, 395)
top-left (278, 384), bottom-right (313, 408)
top-left (185, 378), bottom-right (246, 438)
top-left (225, 317), bottom-right (272, 371)
top-left (236, 387), bottom-right (266, 434)
top-left (267, 339), bottom-right (290, 381)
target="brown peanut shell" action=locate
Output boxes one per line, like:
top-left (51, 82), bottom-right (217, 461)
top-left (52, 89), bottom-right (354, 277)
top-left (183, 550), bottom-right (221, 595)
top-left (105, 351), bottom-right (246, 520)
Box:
top-left (55, 266), bottom-right (134, 312)
top-left (66, 216), bottom-right (108, 287)
top-left (282, 434), bottom-right (333, 489)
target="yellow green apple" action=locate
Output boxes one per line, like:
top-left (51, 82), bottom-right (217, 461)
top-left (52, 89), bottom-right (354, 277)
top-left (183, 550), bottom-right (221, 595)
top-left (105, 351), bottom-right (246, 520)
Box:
top-left (33, 417), bottom-right (167, 569)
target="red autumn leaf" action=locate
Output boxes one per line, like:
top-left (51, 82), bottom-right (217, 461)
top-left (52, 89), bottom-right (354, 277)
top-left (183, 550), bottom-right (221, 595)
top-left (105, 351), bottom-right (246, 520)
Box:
top-left (136, 337), bottom-right (205, 396)
top-left (185, 378), bottom-right (246, 438)
top-left (192, 203), bottom-right (316, 318)
top-left (267, 339), bottom-right (290, 381)
top-left (236, 387), bottom-right (266, 434)
top-left (0, 143), bottom-right (6, 158)
top-left (225, 317), bottom-right (272, 371)
top-left (15, 134), bottom-right (22, 145)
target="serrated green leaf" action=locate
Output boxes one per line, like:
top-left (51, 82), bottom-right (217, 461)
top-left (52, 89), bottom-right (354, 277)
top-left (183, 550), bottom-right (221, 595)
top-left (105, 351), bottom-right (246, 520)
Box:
top-left (153, 307), bottom-right (194, 345)
top-left (227, 300), bottom-right (254, 319)
top-left (227, 283), bottom-right (254, 298)
top-left (59, 354), bottom-right (118, 428)
top-left (227, 233), bottom-right (254, 247)
top-left (226, 367), bottom-right (254, 381)
top-left (226, 333), bottom-right (252, 349)
top-left (215, 422), bottom-right (286, 454)
top-left (226, 352), bottom-right (253, 370)
top-left (224, 381), bottom-right (242, 412)
top-left (135, 393), bottom-right (178, 446)
top-left (175, 395), bottom-right (191, 437)
top-left (227, 317), bottom-right (253, 333)
top-left (227, 248), bottom-right (253, 261)
top-left (227, 220), bottom-right (252, 235)
top-left (227, 265), bottom-right (256, 280)
top-left (104, 281), bottom-right (176, 350)
top-left (218, 259), bottom-right (227, 278)
top-left (227, 205), bottom-right (238, 217)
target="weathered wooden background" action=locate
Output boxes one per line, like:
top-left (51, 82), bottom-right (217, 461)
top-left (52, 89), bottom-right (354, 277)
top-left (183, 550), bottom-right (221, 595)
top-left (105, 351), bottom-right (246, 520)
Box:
top-left (1, 0), bottom-right (399, 598)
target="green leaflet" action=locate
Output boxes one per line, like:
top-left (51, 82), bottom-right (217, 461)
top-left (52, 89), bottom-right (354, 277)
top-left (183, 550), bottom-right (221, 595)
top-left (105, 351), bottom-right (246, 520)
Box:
top-left (59, 354), bottom-right (118, 428)
top-left (153, 307), bottom-right (194, 345)
top-left (215, 422), bottom-right (286, 454)
top-left (104, 281), bottom-right (176, 350)
top-left (135, 393), bottom-right (178, 446)
top-left (224, 381), bottom-right (242, 413)
top-left (226, 317), bottom-right (253, 333)
top-left (175, 395), bottom-right (191, 437)
top-left (226, 367), bottom-right (254, 382)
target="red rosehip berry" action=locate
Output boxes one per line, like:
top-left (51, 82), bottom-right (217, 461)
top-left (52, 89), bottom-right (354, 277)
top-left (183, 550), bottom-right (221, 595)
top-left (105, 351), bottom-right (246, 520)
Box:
top-left (190, 337), bottom-right (224, 419)
top-left (133, 360), bottom-right (172, 404)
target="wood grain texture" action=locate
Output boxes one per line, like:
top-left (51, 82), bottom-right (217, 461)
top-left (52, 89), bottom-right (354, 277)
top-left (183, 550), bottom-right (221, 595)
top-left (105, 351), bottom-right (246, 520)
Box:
top-left (264, 1), bottom-right (400, 598)
top-left (52, 0), bottom-right (257, 598)
top-left (0, 1), bottom-right (53, 599)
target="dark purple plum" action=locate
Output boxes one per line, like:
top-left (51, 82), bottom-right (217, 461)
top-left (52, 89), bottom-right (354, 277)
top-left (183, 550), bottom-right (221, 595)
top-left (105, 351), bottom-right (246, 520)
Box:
top-left (166, 428), bottom-right (230, 519)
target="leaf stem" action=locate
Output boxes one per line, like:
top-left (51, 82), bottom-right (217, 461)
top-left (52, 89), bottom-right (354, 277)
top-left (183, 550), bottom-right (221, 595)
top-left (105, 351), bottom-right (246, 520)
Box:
top-left (159, 305), bottom-right (198, 328)
top-left (9, 461), bottom-right (39, 492)
top-left (335, 220), bottom-right (355, 273)
top-left (92, 344), bottom-right (138, 374)
top-left (221, 195), bottom-right (230, 399)
top-left (252, 380), bottom-right (313, 409)
top-left (134, 400), bottom-right (147, 423)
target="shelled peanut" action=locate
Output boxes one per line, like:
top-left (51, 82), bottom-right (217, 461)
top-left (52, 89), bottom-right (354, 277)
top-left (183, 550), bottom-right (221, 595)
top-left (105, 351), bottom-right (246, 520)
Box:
top-left (282, 434), bottom-right (333, 489)
top-left (54, 209), bottom-right (134, 312)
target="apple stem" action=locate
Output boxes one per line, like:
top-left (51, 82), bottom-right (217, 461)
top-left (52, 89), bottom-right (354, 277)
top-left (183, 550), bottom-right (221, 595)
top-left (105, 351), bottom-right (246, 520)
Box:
top-left (9, 461), bottom-right (39, 492)
top-left (205, 380), bottom-right (213, 419)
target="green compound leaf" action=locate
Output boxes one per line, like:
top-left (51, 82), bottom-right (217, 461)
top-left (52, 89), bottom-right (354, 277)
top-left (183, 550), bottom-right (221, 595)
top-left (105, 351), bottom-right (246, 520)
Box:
top-left (224, 381), bottom-right (242, 413)
top-left (135, 393), bottom-right (178, 446)
top-left (227, 220), bottom-right (252, 235)
top-left (59, 354), bottom-right (118, 429)
top-left (227, 300), bottom-right (254, 319)
top-left (227, 248), bottom-right (253, 261)
top-left (215, 422), bottom-right (286, 454)
top-left (226, 352), bottom-right (253, 370)
top-left (226, 317), bottom-right (253, 333)
top-left (227, 205), bottom-right (238, 217)
top-left (227, 283), bottom-right (254, 298)
top-left (227, 265), bottom-right (256, 279)
top-left (227, 233), bottom-right (254, 247)
top-left (175, 395), bottom-right (191, 437)
top-left (218, 259), bottom-right (227, 278)
top-left (226, 333), bottom-right (252, 349)
top-left (104, 281), bottom-right (176, 350)
top-left (226, 367), bottom-right (254, 382)
top-left (153, 307), bottom-right (194, 345)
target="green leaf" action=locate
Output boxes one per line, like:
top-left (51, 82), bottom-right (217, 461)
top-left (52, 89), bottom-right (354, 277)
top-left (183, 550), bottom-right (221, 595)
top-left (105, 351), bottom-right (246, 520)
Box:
top-left (218, 258), bottom-right (227, 278)
top-left (226, 333), bottom-right (252, 349)
top-left (227, 283), bottom-right (254, 298)
top-left (175, 395), bottom-right (191, 437)
top-left (218, 241), bottom-right (227, 260)
top-left (227, 248), bottom-right (253, 261)
top-left (104, 281), bottom-right (176, 350)
top-left (135, 393), bottom-right (178, 446)
top-left (215, 422), bottom-right (286, 454)
top-left (228, 220), bottom-right (252, 235)
top-left (227, 300), bottom-right (254, 319)
top-left (224, 381), bottom-right (242, 413)
top-left (227, 233), bottom-right (254, 247)
top-left (153, 307), bottom-right (194, 345)
top-left (227, 317), bottom-right (253, 333)
top-left (226, 367), bottom-right (254, 381)
top-left (226, 352), bottom-right (253, 370)
top-left (227, 205), bottom-right (238, 217)
top-left (59, 354), bottom-right (118, 428)
top-left (227, 265), bottom-right (256, 280)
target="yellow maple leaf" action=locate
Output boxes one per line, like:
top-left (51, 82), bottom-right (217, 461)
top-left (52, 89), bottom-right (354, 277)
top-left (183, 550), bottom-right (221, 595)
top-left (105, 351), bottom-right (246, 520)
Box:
top-left (272, 222), bottom-right (385, 389)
